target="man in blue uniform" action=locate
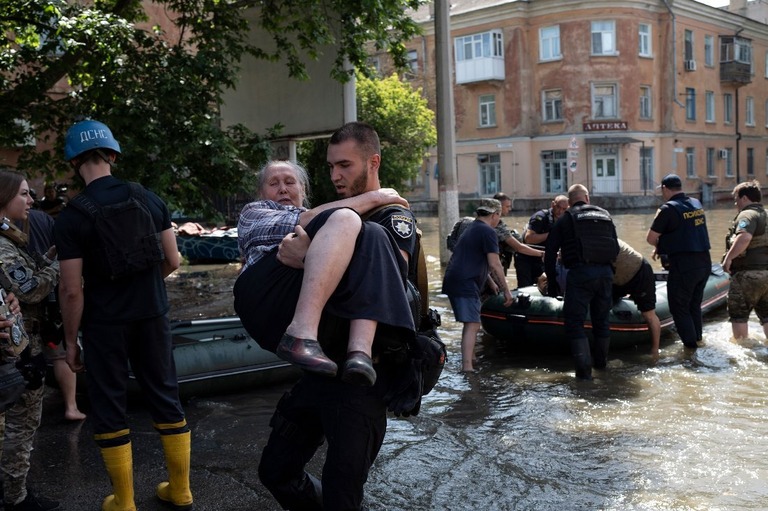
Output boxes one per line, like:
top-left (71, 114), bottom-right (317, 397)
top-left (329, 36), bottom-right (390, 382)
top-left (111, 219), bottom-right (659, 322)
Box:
top-left (646, 173), bottom-right (711, 349)
top-left (545, 184), bottom-right (619, 380)
top-left (55, 120), bottom-right (192, 511)
top-left (257, 122), bottom-right (419, 510)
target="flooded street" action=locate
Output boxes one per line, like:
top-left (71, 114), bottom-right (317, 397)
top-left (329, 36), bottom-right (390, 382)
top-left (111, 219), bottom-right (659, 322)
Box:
top-left (32, 206), bottom-right (768, 510)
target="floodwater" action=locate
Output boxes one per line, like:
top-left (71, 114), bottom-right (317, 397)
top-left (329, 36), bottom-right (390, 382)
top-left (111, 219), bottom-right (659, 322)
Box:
top-left (33, 205), bottom-right (768, 511)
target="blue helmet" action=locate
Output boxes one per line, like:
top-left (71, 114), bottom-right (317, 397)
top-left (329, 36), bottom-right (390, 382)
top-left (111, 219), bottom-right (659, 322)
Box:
top-left (64, 120), bottom-right (121, 161)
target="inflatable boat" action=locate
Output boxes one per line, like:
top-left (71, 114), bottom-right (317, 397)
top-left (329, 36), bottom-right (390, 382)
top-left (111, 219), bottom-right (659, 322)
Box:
top-left (480, 264), bottom-right (730, 352)
top-left (130, 317), bottom-right (299, 398)
top-left (176, 231), bottom-right (240, 263)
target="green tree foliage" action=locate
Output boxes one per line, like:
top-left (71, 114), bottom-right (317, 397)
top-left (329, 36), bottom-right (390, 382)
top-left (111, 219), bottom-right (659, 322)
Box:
top-left (299, 72), bottom-right (436, 206)
top-left (0, 0), bottom-right (422, 218)
top-left (357, 72), bottom-right (435, 190)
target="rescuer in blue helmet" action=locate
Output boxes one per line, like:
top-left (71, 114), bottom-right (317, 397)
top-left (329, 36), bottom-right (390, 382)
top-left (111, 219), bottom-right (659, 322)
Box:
top-left (63, 120), bottom-right (122, 174)
top-left (56, 120), bottom-right (192, 511)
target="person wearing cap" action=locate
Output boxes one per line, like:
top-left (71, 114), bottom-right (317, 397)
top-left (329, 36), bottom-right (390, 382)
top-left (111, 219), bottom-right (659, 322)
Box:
top-left (721, 180), bottom-right (768, 340)
top-left (446, 193), bottom-right (542, 279)
top-left (515, 194), bottom-right (569, 288)
top-left (54, 120), bottom-right (192, 511)
top-left (545, 184), bottom-right (619, 380)
top-left (647, 173), bottom-right (711, 350)
top-left (442, 198), bottom-right (514, 372)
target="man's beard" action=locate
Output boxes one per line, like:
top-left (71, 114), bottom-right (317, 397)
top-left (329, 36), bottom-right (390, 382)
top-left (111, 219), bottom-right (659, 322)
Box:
top-left (339, 169), bottom-right (370, 198)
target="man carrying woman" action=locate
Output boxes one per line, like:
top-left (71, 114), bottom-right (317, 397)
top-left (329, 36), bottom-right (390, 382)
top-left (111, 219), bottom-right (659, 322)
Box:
top-left (235, 122), bottom-right (420, 510)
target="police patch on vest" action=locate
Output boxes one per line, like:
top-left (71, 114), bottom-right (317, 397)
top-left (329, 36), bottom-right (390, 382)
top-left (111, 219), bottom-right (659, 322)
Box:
top-left (738, 219), bottom-right (749, 230)
top-left (6, 262), bottom-right (36, 293)
top-left (391, 214), bottom-right (414, 239)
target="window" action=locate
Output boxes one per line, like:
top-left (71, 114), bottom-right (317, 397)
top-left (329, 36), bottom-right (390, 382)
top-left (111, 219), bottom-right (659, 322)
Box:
top-left (706, 148), bottom-right (716, 178)
top-left (640, 86), bottom-right (652, 119)
top-left (591, 21), bottom-right (616, 56)
top-left (721, 36), bottom-right (752, 64)
top-left (543, 89), bottom-right (563, 121)
top-left (747, 148), bottom-right (755, 176)
top-left (641, 147), bottom-right (654, 190)
top-left (455, 31), bottom-right (503, 61)
top-left (746, 96), bottom-right (755, 126)
top-left (686, 147), bottom-right (696, 178)
top-left (541, 150), bottom-right (568, 194)
top-left (592, 83), bottom-right (617, 118)
top-left (765, 100), bottom-right (768, 127)
top-left (540, 26), bottom-right (561, 61)
top-left (478, 154), bottom-right (501, 195)
top-left (684, 29), bottom-right (694, 62)
top-left (639, 23), bottom-right (652, 57)
top-left (685, 88), bottom-right (696, 121)
top-left (724, 93), bottom-right (733, 124)
top-left (479, 94), bottom-right (497, 127)
top-left (705, 35), bottom-right (714, 67)
top-left (407, 50), bottom-right (418, 74)
top-left (725, 148), bottom-right (733, 177)
top-left (765, 51), bottom-right (768, 78)
top-left (705, 91), bottom-right (715, 122)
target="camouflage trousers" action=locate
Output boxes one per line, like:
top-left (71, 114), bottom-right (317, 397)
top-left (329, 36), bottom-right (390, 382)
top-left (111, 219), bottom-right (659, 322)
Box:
top-left (0, 332), bottom-right (44, 505)
top-left (728, 269), bottom-right (768, 323)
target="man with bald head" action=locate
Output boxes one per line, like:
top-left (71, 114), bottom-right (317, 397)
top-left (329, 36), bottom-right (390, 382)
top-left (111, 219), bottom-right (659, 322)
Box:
top-left (545, 184), bottom-right (618, 380)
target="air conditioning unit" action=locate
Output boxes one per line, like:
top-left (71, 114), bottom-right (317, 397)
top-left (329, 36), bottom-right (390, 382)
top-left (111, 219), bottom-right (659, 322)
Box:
top-left (684, 59), bottom-right (697, 71)
top-left (718, 149), bottom-right (729, 159)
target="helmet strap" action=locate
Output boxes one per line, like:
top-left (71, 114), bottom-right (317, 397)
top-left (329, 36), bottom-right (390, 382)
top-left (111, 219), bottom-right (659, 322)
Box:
top-left (95, 149), bottom-right (116, 167)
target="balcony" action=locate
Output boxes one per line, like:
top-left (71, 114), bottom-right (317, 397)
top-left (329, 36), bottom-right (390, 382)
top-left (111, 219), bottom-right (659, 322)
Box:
top-left (720, 61), bottom-right (751, 85)
top-left (455, 56), bottom-right (505, 84)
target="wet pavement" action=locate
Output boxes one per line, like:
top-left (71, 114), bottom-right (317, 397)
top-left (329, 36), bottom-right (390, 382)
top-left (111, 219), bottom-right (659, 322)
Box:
top-left (29, 382), bottom-right (301, 511)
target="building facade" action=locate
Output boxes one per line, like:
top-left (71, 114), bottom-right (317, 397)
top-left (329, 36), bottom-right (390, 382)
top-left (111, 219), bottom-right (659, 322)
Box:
top-left (372, 0), bottom-right (768, 206)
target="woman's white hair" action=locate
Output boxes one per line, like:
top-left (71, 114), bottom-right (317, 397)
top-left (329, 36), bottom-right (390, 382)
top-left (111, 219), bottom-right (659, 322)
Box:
top-left (256, 160), bottom-right (311, 208)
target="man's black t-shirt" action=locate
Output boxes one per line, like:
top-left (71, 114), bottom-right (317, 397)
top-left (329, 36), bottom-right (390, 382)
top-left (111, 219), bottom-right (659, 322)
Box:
top-left (54, 175), bottom-right (172, 324)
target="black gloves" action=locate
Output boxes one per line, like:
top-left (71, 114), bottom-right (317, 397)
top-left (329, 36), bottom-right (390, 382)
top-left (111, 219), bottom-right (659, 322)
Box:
top-left (16, 348), bottom-right (47, 390)
top-left (382, 357), bottom-right (423, 418)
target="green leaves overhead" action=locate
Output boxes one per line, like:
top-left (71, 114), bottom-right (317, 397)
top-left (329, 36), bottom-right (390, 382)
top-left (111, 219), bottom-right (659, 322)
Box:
top-left (0, 0), bottom-right (424, 219)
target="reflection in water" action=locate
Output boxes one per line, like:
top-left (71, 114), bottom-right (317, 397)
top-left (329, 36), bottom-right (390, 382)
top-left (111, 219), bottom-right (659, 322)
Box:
top-left (365, 208), bottom-right (768, 511)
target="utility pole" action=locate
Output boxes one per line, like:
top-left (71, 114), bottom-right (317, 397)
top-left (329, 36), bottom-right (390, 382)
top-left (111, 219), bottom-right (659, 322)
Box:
top-left (434, 0), bottom-right (459, 266)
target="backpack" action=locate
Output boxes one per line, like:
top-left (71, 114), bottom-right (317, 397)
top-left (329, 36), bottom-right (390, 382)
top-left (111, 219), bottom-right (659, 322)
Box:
top-left (68, 182), bottom-right (165, 280)
top-left (446, 217), bottom-right (472, 251)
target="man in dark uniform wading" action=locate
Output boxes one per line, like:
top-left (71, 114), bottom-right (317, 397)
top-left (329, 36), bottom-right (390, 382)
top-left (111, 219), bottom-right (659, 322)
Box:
top-left (545, 184), bottom-right (619, 380)
top-left (646, 173), bottom-right (711, 349)
top-left (257, 122), bottom-right (420, 510)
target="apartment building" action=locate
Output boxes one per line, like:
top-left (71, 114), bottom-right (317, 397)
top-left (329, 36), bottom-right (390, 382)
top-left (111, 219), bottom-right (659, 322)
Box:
top-left (373, 0), bottom-right (768, 204)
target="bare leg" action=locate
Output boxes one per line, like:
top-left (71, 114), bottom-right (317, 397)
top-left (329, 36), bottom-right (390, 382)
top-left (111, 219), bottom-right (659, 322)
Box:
top-left (53, 358), bottom-right (86, 421)
top-left (347, 319), bottom-right (377, 355)
top-left (732, 321), bottom-right (749, 340)
top-left (461, 322), bottom-right (482, 372)
top-left (642, 309), bottom-right (661, 361)
top-left (285, 209), bottom-right (361, 340)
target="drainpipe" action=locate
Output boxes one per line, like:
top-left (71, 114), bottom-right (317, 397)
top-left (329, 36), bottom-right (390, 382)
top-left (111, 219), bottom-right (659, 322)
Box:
top-left (662, 0), bottom-right (686, 109)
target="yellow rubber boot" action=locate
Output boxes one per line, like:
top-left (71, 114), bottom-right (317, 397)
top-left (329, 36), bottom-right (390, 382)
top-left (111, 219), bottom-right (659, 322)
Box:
top-left (156, 430), bottom-right (193, 510)
top-left (99, 443), bottom-right (136, 511)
